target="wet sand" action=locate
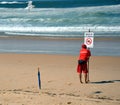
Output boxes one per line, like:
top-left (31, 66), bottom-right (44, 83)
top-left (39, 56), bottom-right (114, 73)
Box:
top-left (0, 36), bottom-right (120, 56)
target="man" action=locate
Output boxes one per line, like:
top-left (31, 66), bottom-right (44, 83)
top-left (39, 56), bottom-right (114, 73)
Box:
top-left (77, 44), bottom-right (91, 83)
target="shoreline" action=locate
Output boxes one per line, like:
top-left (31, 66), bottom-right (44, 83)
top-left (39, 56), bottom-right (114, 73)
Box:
top-left (0, 35), bottom-right (120, 43)
top-left (0, 32), bottom-right (120, 41)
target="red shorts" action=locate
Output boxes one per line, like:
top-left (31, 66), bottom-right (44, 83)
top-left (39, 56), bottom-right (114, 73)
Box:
top-left (77, 63), bottom-right (88, 74)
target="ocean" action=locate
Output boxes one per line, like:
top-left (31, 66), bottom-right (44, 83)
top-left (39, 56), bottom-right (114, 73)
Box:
top-left (0, 0), bottom-right (120, 37)
top-left (0, 0), bottom-right (120, 55)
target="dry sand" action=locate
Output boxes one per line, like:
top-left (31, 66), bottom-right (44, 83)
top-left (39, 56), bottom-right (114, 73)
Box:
top-left (0, 54), bottom-right (120, 105)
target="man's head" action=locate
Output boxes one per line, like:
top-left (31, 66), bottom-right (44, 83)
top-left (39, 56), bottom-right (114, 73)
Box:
top-left (82, 44), bottom-right (87, 49)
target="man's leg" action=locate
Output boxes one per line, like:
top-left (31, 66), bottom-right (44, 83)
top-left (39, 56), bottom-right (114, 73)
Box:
top-left (84, 73), bottom-right (88, 83)
top-left (79, 73), bottom-right (83, 83)
top-left (83, 63), bottom-right (88, 83)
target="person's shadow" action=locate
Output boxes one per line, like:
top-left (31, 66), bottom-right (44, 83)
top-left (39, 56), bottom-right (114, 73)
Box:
top-left (91, 80), bottom-right (120, 84)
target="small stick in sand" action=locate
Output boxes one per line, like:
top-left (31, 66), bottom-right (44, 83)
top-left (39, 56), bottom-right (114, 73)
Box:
top-left (38, 67), bottom-right (41, 89)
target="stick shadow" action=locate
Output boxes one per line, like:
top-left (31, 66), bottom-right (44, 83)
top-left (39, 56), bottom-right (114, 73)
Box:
top-left (91, 80), bottom-right (120, 84)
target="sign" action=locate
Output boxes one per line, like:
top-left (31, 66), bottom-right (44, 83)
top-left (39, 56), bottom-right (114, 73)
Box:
top-left (84, 31), bottom-right (94, 48)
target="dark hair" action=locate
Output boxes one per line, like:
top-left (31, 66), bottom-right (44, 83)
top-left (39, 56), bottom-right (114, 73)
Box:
top-left (82, 44), bottom-right (87, 49)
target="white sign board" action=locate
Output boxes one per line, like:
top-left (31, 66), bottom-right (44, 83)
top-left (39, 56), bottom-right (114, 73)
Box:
top-left (84, 32), bottom-right (94, 48)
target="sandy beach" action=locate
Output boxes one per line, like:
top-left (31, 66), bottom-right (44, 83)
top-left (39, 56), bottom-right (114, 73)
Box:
top-left (0, 53), bottom-right (120, 105)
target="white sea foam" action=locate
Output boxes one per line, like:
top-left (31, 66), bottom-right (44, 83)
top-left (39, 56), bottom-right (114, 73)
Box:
top-left (0, 1), bottom-right (25, 4)
top-left (0, 26), bottom-right (120, 32)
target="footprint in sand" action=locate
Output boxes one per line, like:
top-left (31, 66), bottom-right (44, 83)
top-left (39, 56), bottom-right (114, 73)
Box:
top-left (66, 82), bottom-right (72, 86)
top-left (47, 80), bottom-right (53, 83)
top-left (67, 102), bottom-right (72, 104)
top-left (94, 91), bottom-right (102, 94)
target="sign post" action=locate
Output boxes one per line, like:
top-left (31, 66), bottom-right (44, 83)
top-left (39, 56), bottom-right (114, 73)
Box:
top-left (84, 29), bottom-right (94, 82)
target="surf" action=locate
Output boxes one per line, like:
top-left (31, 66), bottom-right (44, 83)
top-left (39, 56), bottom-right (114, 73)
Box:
top-left (0, 0), bottom-right (120, 8)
